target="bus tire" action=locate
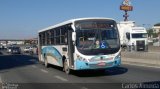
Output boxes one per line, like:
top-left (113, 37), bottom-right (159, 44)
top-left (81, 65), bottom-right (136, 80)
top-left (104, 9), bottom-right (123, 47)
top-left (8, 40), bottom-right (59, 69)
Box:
top-left (44, 56), bottom-right (49, 68)
top-left (63, 59), bottom-right (70, 74)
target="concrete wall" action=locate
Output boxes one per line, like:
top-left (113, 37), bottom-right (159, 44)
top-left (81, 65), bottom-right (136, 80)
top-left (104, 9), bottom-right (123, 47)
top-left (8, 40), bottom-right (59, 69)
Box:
top-left (121, 46), bottom-right (160, 67)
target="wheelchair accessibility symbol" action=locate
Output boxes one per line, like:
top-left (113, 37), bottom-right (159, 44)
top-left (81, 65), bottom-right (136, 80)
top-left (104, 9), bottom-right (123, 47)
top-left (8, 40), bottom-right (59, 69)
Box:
top-left (100, 42), bottom-right (106, 48)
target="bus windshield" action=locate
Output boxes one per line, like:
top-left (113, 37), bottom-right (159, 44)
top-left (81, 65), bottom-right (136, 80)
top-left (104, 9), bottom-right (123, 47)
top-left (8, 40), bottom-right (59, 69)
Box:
top-left (75, 20), bottom-right (120, 55)
top-left (132, 33), bottom-right (147, 38)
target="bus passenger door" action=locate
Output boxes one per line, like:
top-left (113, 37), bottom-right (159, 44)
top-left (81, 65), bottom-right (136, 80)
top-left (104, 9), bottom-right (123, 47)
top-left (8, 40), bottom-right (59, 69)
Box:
top-left (67, 30), bottom-right (74, 68)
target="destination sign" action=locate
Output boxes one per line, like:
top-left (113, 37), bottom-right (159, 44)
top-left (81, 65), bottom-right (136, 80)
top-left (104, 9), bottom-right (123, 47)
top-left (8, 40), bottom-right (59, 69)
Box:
top-left (76, 22), bottom-right (114, 29)
top-left (81, 23), bottom-right (111, 29)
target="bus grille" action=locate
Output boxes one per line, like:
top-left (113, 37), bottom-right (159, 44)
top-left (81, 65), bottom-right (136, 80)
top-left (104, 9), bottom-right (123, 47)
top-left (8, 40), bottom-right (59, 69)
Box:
top-left (89, 62), bottom-right (113, 68)
top-left (89, 57), bottom-right (113, 62)
top-left (136, 40), bottom-right (145, 51)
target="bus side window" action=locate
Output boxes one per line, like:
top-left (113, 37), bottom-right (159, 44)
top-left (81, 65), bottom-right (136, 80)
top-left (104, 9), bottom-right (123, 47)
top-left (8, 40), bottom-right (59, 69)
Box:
top-left (50, 30), bottom-right (54, 45)
top-left (55, 28), bottom-right (60, 45)
top-left (126, 32), bottom-right (130, 40)
top-left (47, 31), bottom-right (50, 45)
top-left (42, 32), bottom-right (45, 46)
top-left (39, 34), bottom-right (41, 46)
top-left (61, 27), bottom-right (68, 44)
top-left (47, 31), bottom-right (51, 45)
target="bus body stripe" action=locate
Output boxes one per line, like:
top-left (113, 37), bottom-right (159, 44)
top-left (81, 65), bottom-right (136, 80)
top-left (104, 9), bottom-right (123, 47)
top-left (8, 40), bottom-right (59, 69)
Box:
top-left (42, 46), bottom-right (63, 67)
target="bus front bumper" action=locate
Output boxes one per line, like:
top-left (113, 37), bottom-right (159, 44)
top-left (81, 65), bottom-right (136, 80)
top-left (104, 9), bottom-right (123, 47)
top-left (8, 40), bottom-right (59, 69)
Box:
top-left (74, 58), bottom-right (121, 70)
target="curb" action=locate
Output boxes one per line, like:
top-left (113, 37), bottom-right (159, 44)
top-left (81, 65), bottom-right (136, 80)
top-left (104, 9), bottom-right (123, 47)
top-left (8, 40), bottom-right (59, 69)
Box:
top-left (122, 61), bottom-right (160, 69)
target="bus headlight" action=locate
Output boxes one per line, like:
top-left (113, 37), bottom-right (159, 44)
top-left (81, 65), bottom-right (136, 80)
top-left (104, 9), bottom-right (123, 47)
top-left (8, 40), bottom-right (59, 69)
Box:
top-left (77, 57), bottom-right (87, 62)
top-left (115, 53), bottom-right (121, 60)
top-left (76, 54), bottom-right (88, 62)
top-left (114, 53), bottom-right (121, 65)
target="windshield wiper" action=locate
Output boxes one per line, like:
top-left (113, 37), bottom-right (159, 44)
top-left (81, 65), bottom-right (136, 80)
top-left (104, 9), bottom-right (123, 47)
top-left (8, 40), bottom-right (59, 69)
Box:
top-left (89, 30), bottom-right (99, 49)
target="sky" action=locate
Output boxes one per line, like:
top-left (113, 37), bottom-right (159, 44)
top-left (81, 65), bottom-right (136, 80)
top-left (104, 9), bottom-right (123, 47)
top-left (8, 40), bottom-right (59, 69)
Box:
top-left (0, 0), bottom-right (160, 39)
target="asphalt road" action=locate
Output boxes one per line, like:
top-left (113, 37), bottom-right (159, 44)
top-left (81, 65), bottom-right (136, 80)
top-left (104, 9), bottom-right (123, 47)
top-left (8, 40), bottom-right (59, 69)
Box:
top-left (0, 50), bottom-right (160, 89)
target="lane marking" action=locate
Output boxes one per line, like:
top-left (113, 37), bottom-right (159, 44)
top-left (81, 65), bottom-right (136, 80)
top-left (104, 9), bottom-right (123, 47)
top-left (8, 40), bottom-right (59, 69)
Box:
top-left (30, 59), bottom-right (38, 62)
top-left (71, 83), bottom-right (89, 89)
top-left (81, 87), bottom-right (89, 89)
top-left (148, 52), bottom-right (160, 54)
top-left (40, 69), bottom-right (48, 73)
top-left (0, 74), bottom-right (2, 83)
top-left (123, 62), bottom-right (160, 69)
top-left (31, 65), bottom-right (37, 68)
top-left (54, 75), bottom-right (68, 82)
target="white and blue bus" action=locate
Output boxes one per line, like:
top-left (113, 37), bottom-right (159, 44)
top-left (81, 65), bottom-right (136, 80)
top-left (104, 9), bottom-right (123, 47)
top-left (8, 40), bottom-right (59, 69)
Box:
top-left (38, 17), bottom-right (121, 74)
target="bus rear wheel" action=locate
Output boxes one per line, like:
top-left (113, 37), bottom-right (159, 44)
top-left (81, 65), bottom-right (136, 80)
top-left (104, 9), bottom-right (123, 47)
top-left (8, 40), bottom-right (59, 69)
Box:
top-left (63, 60), bottom-right (70, 74)
top-left (44, 57), bottom-right (49, 68)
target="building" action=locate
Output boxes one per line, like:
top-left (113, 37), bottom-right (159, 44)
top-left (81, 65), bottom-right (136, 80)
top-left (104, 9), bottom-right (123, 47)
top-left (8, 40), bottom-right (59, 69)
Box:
top-left (152, 23), bottom-right (160, 34)
top-left (7, 41), bottom-right (24, 45)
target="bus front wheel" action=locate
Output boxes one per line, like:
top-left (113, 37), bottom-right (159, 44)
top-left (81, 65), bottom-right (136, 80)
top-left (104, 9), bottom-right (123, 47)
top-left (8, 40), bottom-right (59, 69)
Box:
top-left (63, 60), bottom-right (70, 74)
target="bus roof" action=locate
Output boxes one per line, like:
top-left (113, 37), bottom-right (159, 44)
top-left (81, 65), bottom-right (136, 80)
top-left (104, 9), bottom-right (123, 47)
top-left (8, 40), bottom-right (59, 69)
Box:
top-left (38, 17), bottom-right (114, 33)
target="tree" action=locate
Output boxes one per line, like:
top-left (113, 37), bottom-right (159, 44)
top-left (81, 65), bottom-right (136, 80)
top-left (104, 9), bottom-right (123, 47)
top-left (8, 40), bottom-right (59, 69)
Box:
top-left (147, 28), bottom-right (153, 37)
top-left (147, 28), bottom-right (159, 38)
top-left (154, 23), bottom-right (160, 26)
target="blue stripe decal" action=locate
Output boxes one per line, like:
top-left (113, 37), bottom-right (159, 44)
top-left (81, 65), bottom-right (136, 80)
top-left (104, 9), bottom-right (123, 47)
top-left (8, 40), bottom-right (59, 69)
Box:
top-left (74, 58), bottom-right (121, 70)
top-left (42, 46), bottom-right (63, 66)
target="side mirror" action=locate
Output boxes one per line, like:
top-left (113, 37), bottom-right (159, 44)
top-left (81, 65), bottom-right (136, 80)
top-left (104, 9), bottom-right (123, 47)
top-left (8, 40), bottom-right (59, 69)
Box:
top-left (126, 32), bottom-right (130, 40)
top-left (72, 32), bottom-right (76, 41)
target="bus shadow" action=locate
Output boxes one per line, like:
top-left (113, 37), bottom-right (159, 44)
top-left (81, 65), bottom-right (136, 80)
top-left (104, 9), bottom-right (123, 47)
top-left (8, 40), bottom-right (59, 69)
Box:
top-left (73, 67), bottom-right (128, 77)
top-left (0, 51), bottom-right (3, 55)
top-left (0, 54), bottom-right (38, 71)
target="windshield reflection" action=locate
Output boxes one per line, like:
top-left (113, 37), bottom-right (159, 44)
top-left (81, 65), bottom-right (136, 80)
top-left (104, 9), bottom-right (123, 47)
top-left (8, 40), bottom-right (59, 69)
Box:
top-left (76, 29), bottom-right (119, 50)
top-left (132, 33), bottom-right (148, 38)
top-left (75, 20), bottom-right (120, 55)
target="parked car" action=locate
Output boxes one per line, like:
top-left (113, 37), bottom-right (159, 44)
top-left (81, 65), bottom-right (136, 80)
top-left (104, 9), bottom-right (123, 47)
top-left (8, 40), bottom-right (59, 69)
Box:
top-left (11, 47), bottom-right (21, 54)
top-left (32, 45), bottom-right (38, 55)
top-left (23, 46), bottom-right (33, 53)
top-left (7, 47), bottom-right (13, 53)
top-left (0, 45), bottom-right (4, 49)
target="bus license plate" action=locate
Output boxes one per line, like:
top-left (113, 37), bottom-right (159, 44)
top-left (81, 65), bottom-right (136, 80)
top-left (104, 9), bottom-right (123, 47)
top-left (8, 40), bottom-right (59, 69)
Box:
top-left (98, 62), bottom-right (106, 66)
